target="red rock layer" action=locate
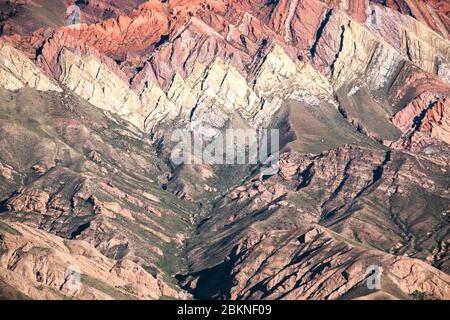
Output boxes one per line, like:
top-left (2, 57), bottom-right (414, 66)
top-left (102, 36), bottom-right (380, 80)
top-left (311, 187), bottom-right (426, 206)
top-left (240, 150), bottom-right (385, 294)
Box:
top-left (372, 0), bottom-right (450, 38)
top-left (320, 0), bottom-right (369, 23)
top-left (392, 91), bottom-right (450, 157)
top-left (389, 64), bottom-right (450, 107)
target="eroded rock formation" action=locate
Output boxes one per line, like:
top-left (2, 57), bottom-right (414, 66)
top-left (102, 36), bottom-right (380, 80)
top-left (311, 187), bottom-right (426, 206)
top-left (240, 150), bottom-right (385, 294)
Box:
top-left (0, 0), bottom-right (449, 300)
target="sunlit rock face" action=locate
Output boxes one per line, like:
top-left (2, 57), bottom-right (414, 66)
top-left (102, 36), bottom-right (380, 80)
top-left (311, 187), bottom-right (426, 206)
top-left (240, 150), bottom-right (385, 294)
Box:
top-left (0, 0), bottom-right (449, 300)
top-left (0, 41), bottom-right (61, 92)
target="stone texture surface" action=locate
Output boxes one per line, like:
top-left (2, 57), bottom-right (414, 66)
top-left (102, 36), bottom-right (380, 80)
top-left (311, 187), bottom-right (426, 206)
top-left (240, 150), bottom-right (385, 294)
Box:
top-left (181, 146), bottom-right (450, 299)
top-left (0, 0), bottom-right (449, 300)
top-left (0, 41), bottom-right (61, 91)
top-left (0, 222), bottom-right (182, 300)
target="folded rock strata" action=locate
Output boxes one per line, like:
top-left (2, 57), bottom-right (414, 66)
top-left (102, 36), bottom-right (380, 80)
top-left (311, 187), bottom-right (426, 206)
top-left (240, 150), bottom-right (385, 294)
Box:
top-left (0, 0), bottom-right (449, 300)
top-left (0, 41), bottom-right (61, 91)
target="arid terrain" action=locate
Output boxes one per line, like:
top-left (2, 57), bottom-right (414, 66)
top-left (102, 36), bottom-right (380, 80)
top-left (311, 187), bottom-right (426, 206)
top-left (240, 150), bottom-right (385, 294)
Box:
top-left (0, 0), bottom-right (449, 300)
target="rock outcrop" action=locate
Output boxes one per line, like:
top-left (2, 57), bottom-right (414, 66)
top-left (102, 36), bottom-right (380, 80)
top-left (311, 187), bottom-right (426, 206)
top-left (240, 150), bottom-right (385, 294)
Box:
top-left (0, 222), bottom-right (183, 300)
top-left (0, 41), bottom-right (61, 91)
top-left (372, 0), bottom-right (450, 39)
top-left (180, 145), bottom-right (450, 298)
top-left (0, 0), bottom-right (449, 300)
top-left (392, 91), bottom-right (450, 155)
top-left (180, 227), bottom-right (449, 299)
top-left (0, 87), bottom-right (191, 300)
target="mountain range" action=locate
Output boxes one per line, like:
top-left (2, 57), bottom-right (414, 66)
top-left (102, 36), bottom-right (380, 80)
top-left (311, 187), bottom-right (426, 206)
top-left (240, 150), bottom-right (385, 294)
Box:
top-left (0, 0), bottom-right (449, 300)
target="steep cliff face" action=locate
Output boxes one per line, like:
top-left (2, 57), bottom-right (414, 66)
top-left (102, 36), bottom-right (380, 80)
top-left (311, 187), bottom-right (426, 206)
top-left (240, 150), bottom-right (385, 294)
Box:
top-left (0, 0), bottom-right (449, 300)
top-left (57, 48), bottom-right (145, 129)
top-left (309, 5), bottom-right (449, 88)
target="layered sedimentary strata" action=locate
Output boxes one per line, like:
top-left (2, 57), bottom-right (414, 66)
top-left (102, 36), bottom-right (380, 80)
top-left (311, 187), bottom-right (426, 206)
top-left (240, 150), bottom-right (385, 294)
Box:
top-left (372, 0), bottom-right (450, 38)
top-left (57, 48), bottom-right (145, 129)
top-left (310, 6), bottom-right (450, 89)
top-left (392, 91), bottom-right (450, 156)
top-left (0, 0), bottom-right (149, 36)
top-left (54, 31), bottom-right (335, 132)
top-left (418, 96), bottom-right (450, 144)
top-left (0, 87), bottom-right (192, 299)
top-left (181, 146), bottom-right (450, 299)
top-left (0, 41), bottom-right (61, 91)
top-left (0, 0), bottom-right (449, 300)
top-left (0, 222), bottom-right (182, 300)
top-left (181, 226), bottom-right (449, 300)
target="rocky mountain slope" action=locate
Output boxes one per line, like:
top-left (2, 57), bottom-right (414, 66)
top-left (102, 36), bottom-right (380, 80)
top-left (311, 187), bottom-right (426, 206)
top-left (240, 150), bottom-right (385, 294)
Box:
top-left (0, 0), bottom-right (449, 300)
